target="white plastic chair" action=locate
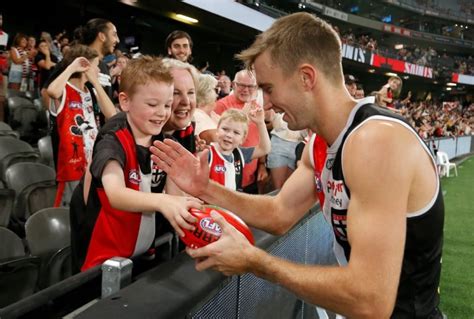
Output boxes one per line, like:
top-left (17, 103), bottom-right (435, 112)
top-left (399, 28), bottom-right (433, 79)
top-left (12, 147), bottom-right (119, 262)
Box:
top-left (436, 151), bottom-right (458, 177)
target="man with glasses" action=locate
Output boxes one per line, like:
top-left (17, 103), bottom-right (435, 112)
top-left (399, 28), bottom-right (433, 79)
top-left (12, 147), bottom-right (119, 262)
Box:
top-left (214, 70), bottom-right (267, 194)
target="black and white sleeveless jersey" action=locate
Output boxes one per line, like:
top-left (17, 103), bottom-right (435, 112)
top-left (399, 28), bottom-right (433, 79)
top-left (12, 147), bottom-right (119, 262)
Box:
top-left (309, 97), bottom-right (444, 318)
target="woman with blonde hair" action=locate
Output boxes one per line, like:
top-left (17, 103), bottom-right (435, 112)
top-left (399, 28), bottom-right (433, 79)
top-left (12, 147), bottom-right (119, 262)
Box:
top-left (194, 73), bottom-right (220, 144)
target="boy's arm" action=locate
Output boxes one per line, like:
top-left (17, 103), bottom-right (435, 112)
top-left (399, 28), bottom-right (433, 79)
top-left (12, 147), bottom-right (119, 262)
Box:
top-left (101, 160), bottom-right (201, 236)
top-left (47, 57), bottom-right (89, 99)
top-left (250, 108), bottom-right (271, 159)
top-left (85, 68), bottom-right (117, 120)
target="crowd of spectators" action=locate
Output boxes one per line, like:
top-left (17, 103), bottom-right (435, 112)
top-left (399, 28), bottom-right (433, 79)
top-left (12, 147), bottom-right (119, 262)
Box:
top-left (338, 27), bottom-right (474, 76)
top-left (398, 100), bottom-right (473, 138)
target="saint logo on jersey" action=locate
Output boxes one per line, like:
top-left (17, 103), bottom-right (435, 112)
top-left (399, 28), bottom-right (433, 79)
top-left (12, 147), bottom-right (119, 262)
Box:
top-left (331, 208), bottom-right (348, 241)
top-left (129, 169), bottom-right (141, 184)
top-left (151, 165), bottom-right (166, 187)
top-left (234, 160), bottom-right (242, 173)
top-left (326, 158), bottom-right (335, 170)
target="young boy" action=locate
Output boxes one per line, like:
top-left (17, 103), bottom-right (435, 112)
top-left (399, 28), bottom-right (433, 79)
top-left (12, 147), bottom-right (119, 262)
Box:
top-left (209, 106), bottom-right (270, 191)
top-left (70, 55), bottom-right (201, 272)
top-left (47, 44), bottom-right (116, 207)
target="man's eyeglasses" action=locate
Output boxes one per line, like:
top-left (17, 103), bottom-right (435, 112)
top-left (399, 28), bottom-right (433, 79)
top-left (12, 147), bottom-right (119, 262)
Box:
top-left (234, 82), bottom-right (257, 90)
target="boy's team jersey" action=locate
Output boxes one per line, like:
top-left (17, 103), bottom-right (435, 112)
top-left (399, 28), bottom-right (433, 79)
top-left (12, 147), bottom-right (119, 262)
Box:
top-left (70, 112), bottom-right (167, 271)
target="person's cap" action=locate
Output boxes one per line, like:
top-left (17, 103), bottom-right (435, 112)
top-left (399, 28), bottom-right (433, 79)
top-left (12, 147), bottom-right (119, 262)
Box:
top-left (344, 74), bottom-right (357, 84)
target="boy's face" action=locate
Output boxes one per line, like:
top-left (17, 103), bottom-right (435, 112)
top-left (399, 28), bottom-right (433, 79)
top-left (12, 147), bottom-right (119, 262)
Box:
top-left (120, 81), bottom-right (173, 138)
top-left (216, 118), bottom-right (247, 154)
top-left (165, 68), bottom-right (196, 131)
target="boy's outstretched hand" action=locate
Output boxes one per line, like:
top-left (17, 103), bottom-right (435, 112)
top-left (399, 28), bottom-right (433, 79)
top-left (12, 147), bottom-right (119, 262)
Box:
top-left (160, 195), bottom-right (202, 237)
top-left (150, 139), bottom-right (209, 197)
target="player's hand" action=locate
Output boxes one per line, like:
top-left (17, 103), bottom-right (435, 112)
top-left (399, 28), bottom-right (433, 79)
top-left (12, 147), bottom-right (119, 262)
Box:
top-left (186, 211), bottom-right (255, 276)
top-left (151, 139), bottom-right (210, 197)
top-left (159, 195), bottom-right (201, 237)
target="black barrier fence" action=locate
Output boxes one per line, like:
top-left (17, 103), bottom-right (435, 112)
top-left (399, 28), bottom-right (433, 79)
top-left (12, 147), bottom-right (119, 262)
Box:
top-left (0, 203), bottom-right (339, 318)
top-left (74, 205), bottom-right (339, 318)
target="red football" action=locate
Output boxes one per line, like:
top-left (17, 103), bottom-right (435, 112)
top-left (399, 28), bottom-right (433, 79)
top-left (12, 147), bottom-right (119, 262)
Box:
top-left (181, 205), bottom-right (254, 248)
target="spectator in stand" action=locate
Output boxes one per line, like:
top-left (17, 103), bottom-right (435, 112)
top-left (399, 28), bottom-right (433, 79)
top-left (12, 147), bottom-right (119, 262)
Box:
top-left (73, 19), bottom-right (120, 100)
top-left (162, 58), bottom-right (199, 153)
top-left (214, 69), bottom-right (267, 194)
top-left (47, 44), bottom-right (116, 207)
top-left (8, 33), bottom-right (32, 91)
top-left (165, 30), bottom-right (193, 63)
top-left (354, 83), bottom-right (365, 99)
top-left (69, 55), bottom-right (201, 273)
top-left (217, 74), bottom-right (231, 99)
top-left (344, 74), bottom-right (357, 98)
top-left (208, 108), bottom-right (270, 192)
top-left (0, 13), bottom-right (8, 121)
top-left (40, 32), bottom-right (61, 61)
top-left (61, 43), bottom-right (71, 57)
top-left (111, 54), bottom-right (129, 105)
top-left (195, 73), bottom-right (219, 144)
top-left (27, 36), bottom-right (38, 92)
top-left (266, 109), bottom-right (307, 189)
top-left (35, 39), bottom-right (58, 108)
top-left (377, 76), bottom-right (402, 109)
top-left (57, 33), bottom-right (70, 61)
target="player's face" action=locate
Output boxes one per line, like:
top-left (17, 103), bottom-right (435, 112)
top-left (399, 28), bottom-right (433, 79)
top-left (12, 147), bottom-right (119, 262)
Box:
top-left (165, 68), bottom-right (196, 131)
top-left (120, 81), bottom-right (173, 143)
top-left (216, 118), bottom-right (246, 154)
top-left (168, 38), bottom-right (192, 62)
top-left (102, 23), bottom-right (120, 56)
top-left (254, 51), bottom-right (313, 131)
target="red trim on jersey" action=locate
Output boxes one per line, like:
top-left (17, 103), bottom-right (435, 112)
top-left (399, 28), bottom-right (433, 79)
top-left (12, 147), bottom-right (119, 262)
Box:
top-left (311, 134), bottom-right (328, 208)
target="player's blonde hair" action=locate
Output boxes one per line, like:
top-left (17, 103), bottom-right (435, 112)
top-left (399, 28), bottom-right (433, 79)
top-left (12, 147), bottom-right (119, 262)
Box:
top-left (236, 12), bottom-right (343, 85)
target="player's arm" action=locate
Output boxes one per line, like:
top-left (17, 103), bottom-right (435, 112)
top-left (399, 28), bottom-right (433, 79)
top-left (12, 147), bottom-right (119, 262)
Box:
top-left (193, 122), bottom-right (414, 317)
top-left (203, 144), bottom-right (316, 234)
top-left (151, 139), bottom-right (317, 234)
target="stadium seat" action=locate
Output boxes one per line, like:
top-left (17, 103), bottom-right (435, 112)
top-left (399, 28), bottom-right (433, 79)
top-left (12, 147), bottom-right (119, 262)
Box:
top-left (5, 162), bottom-right (56, 236)
top-left (0, 185), bottom-right (15, 227)
top-left (0, 256), bottom-right (40, 307)
top-left (25, 207), bottom-right (71, 288)
top-left (5, 89), bottom-right (32, 101)
top-left (7, 96), bottom-right (41, 142)
top-left (0, 227), bottom-right (25, 260)
top-left (38, 136), bottom-right (54, 168)
top-left (437, 151), bottom-right (458, 177)
top-left (0, 137), bottom-right (39, 183)
top-left (0, 121), bottom-right (19, 138)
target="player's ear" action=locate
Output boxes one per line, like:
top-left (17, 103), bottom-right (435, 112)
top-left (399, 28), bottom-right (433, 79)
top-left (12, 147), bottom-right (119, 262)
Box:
top-left (299, 64), bottom-right (316, 90)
